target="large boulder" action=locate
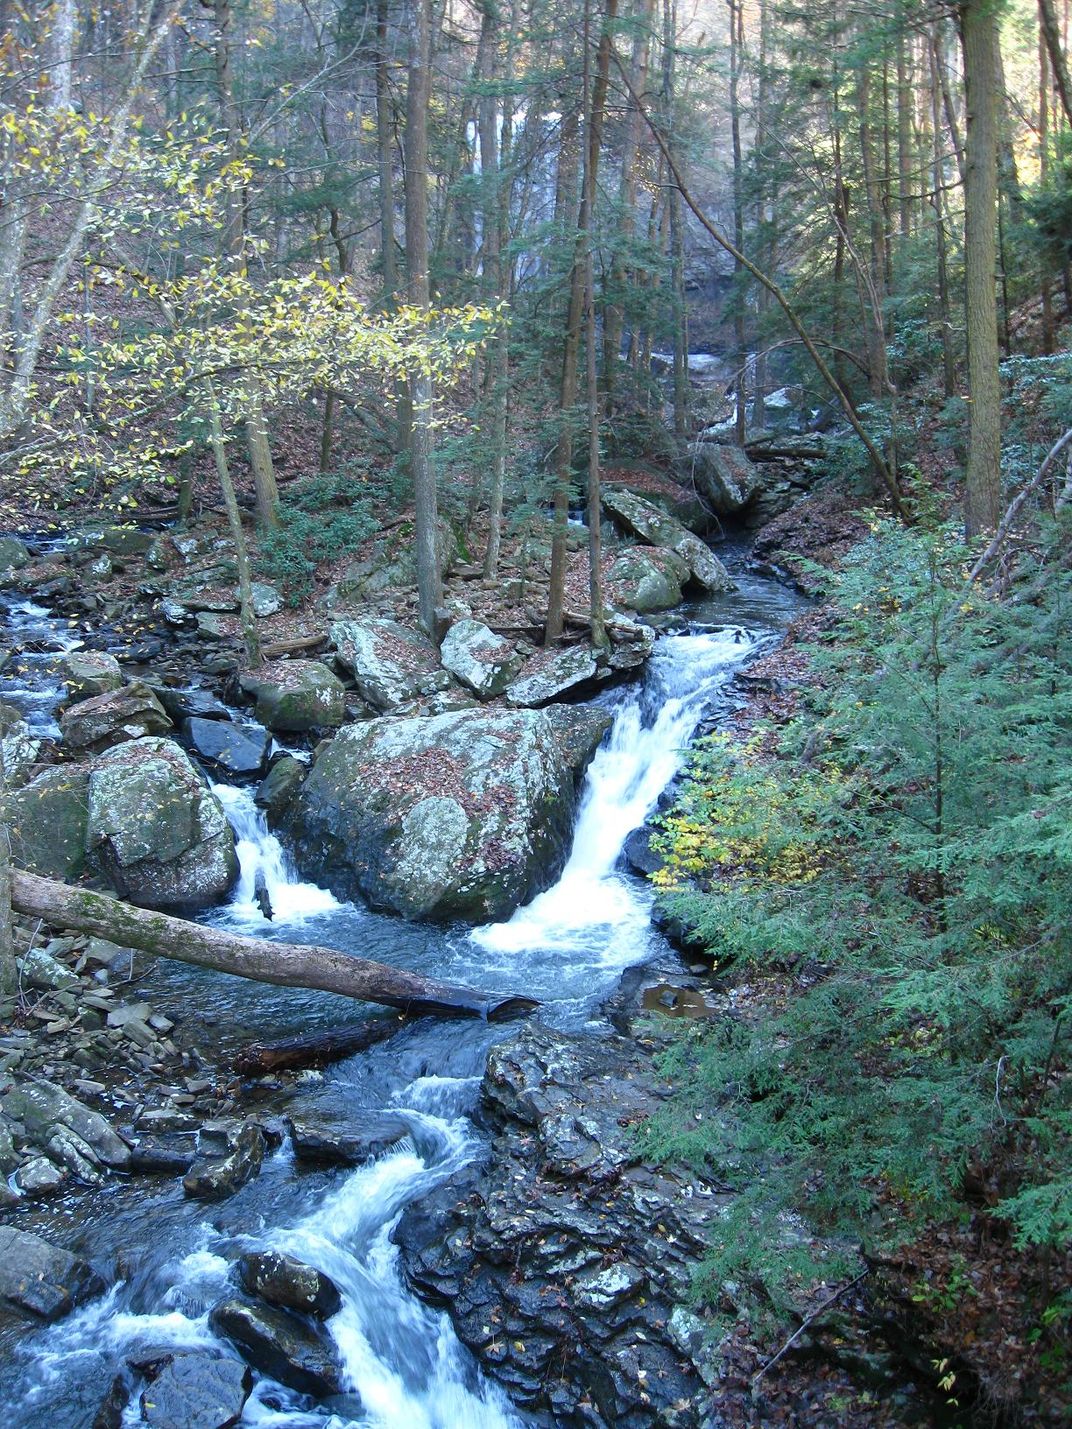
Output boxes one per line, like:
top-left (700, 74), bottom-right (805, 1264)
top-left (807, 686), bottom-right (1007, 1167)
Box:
top-left (0, 703), bottom-right (41, 789)
top-left (607, 547), bottom-right (690, 613)
top-left (601, 487), bottom-right (733, 593)
top-left (0, 1225), bottom-right (105, 1320)
top-left (8, 766), bottom-right (89, 880)
top-left (238, 1251), bottom-right (342, 1320)
top-left (330, 618), bottom-right (447, 712)
top-left (288, 708), bottom-right (576, 921)
top-left (0, 535), bottom-right (30, 575)
top-left (86, 737), bottom-right (237, 909)
top-left (208, 1298), bottom-right (346, 1398)
top-left (542, 704), bottom-right (613, 777)
top-left (439, 619), bottom-right (522, 699)
top-left (504, 646), bottom-right (600, 708)
top-left (686, 441), bottom-right (762, 515)
top-left (61, 650), bottom-right (124, 703)
top-left (238, 661), bottom-right (346, 733)
top-left (185, 717), bottom-right (270, 776)
top-left (60, 681), bottom-right (172, 752)
top-left (1, 1078), bottom-right (130, 1168)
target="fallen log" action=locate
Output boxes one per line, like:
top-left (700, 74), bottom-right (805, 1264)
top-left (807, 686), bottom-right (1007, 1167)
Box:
top-left (234, 1014), bottom-right (416, 1076)
top-left (11, 870), bottom-right (538, 1022)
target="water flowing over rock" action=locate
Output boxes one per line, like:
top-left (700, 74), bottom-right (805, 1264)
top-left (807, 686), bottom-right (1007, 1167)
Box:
top-left (238, 661), bottom-right (345, 732)
top-left (238, 1251), bottom-right (342, 1320)
top-left (86, 736), bottom-right (238, 909)
top-left (60, 681), bottom-right (172, 752)
top-left (0, 1226), bottom-right (105, 1320)
top-left (602, 486), bottom-right (734, 593)
top-left (686, 441), bottom-right (762, 515)
top-left (329, 617), bottom-right (447, 712)
top-left (8, 766), bottom-right (89, 880)
top-left (287, 707), bottom-right (578, 920)
top-left (439, 619), bottom-right (522, 699)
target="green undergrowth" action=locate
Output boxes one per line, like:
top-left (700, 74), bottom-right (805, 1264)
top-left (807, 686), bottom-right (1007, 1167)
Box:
top-left (257, 468), bottom-right (381, 604)
top-left (645, 516), bottom-right (1072, 1326)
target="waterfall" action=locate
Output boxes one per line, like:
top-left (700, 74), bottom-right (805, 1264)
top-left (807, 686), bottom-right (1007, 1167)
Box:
top-left (212, 782), bottom-right (340, 924)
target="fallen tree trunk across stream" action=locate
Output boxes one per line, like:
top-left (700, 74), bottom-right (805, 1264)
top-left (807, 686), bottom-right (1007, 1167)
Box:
top-left (11, 870), bottom-right (539, 1022)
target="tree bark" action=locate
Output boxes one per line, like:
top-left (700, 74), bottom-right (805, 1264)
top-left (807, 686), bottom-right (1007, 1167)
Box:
top-left (11, 870), bottom-right (538, 1022)
top-left (1040, 0), bottom-right (1072, 127)
top-left (960, 0), bottom-right (1003, 537)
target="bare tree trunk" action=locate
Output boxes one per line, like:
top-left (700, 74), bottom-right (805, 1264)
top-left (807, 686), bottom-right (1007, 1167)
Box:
top-left (405, 0), bottom-right (442, 638)
top-left (10, 870), bottom-right (538, 1022)
top-left (207, 384), bottom-right (261, 666)
top-left (46, 0), bottom-right (77, 111)
top-left (478, 0), bottom-right (509, 578)
top-left (930, 35), bottom-right (958, 398)
top-left (960, 0), bottom-right (1003, 536)
top-left (1040, 19), bottom-right (1056, 355)
top-left (1040, 0), bottom-right (1072, 127)
top-left (730, 0), bottom-right (747, 444)
top-left (664, 0), bottom-right (688, 442)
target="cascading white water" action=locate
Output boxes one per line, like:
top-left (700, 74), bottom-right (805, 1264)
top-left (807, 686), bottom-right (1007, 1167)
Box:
top-left (1, 595), bottom-right (84, 736)
top-left (473, 626), bottom-right (759, 962)
top-left (212, 782), bottom-right (341, 924)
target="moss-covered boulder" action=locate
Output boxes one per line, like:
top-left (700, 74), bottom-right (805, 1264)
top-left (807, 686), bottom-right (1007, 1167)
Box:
top-left (59, 681), bottom-right (172, 752)
top-left (238, 661), bottom-right (345, 733)
top-left (686, 441), bottom-right (762, 515)
top-left (287, 709), bottom-right (577, 921)
top-left (86, 737), bottom-right (237, 909)
top-left (439, 619), bottom-right (522, 699)
top-left (8, 767), bottom-right (89, 880)
top-left (602, 487), bottom-right (734, 593)
top-left (607, 547), bottom-right (690, 613)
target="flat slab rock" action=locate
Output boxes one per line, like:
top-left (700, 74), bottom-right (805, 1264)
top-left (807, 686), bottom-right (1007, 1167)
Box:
top-left (208, 1297), bottom-right (346, 1399)
top-left (286, 1108), bottom-right (412, 1166)
top-left (140, 1349), bottom-right (252, 1429)
top-left (397, 1023), bottom-right (727, 1427)
top-left (0, 1224), bottom-right (106, 1320)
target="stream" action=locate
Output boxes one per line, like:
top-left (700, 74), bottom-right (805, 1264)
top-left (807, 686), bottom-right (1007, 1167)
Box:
top-left (0, 561), bottom-right (801, 1425)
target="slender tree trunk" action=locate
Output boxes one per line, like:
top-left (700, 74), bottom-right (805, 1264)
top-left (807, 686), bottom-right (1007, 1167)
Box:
top-left (376, 0), bottom-right (398, 298)
top-left (479, 0), bottom-right (509, 578)
top-left (897, 29), bottom-right (913, 238)
top-left (930, 36), bottom-right (957, 398)
top-left (664, 0), bottom-right (688, 441)
top-left (730, 0), bottom-right (747, 444)
top-left (404, 0), bottom-right (442, 637)
top-left (752, 0), bottom-right (772, 429)
top-left (1040, 21), bottom-right (1056, 354)
top-left (46, 0), bottom-right (76, 111)
top-left (1040, 0), bottom-right (1072, 127)
top-left (207, 385), bottom-right (261, 666)
top-left (960, 0), bottom-right (1003, 536)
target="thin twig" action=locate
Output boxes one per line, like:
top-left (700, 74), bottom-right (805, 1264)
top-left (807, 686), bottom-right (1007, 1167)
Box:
top-left (752, 1271), bottom-right (869, 1384)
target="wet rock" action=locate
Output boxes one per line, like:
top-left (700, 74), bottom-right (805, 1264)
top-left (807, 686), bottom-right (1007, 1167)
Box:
top-left (238, 1250), bottom-right (342, 1320)
top-left (208, 1298), bottom-right (346, 1398)
top-left (686, 441), bottom-right (762, 515)
top-left (185, 717), bottom-right (270, 776)
top-left (0, 1118), bottom-right (18, 1175)
top-left (239, 661), bottom-right (346, 732)
top-left (157, 687), bottom-right (232, 722)
top-left (60, 681), bottom-right (173, 751)
top-left (398, 1023), bottom-right (726, 1426)
top-left (287, 707), bottom-right (575, 921)
top-left (127, 1134), bottom-right (197, 1174)
top-left (87, 737), bottom-right (237, 910)
top-left (602, 487), bottom-right (734, 593)
top-left (286, 1109), bottom-right (411, 1166)
top-left (8, 767), bottom-right (90, 880)
top-left (608, 547), bottom-right (690, 613)
top-left (0, 704), bottom-right (40, 789)
top-left (0, 534), bottom-right (30, 573)
top-left (13, 1155), bottom-right (66, 1195)
top-left (62, 650), bottom-right (124, 703)
top-left (92, 1371), bottom-right (130, 1429)
top-left (2, 1077), bottom-right (131, 1167)
top-left (505, 646), bottom-right (601, 708)
top-left (139, 1349), bottom-right (252, 1429)
top-left (622, 825), bottom-right (664, 876)
top-left (439, 619), bottom-right (522, 699)
top-left (255, 756), bottom-right (305, 817)
top-left (330, 617), bottom-right (446, 712)
top-left (0, 1225), bottom-right (106, 1319)
top-left (605, 619), bottom-right (657, 674)
top-left (183, 1120), bottom-right (265, 1201)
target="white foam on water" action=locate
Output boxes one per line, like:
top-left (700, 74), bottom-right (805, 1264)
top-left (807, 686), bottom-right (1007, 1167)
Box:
top-left (212, 782), bottom-right (342, 924)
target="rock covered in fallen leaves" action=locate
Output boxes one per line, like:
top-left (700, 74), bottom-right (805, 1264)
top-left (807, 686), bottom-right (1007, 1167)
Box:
top-left (439, 619), bottom-right (523, 699)
top-left (602, 487), bottom-right (734, 593)
top-left (238, 661), bottom-right (346, 732)
top-left (330, 617), bottom-right (447, 712)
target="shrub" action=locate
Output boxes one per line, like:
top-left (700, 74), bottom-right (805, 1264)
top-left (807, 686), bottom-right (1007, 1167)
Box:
top-left (257, 470), bottom-right (379, 604)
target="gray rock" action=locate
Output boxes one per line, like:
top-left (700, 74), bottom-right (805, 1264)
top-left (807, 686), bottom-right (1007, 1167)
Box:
top-left (7, 766), bottom-right (89, 880)
top-left (330, 618), bottom-right (444, 712)
top-left (602, 487), bottom-right (734, 593)
top-left (0, 1118), bottom-right (18, 1175)
top-left (2, 1077), bottom-right (131, 1166)
top-left (288, 708), bottom-right (576, 921)
top-left (14, 1156), bottom-right (66, 1195)
top-left (61, 651), bottom-right (124, 703)
top-left (0, 535), bottom-right (30, 572)
top-left (687, 441), bottom-right (762, 514)
top-left (60, 681), bottom-right (172, 752)
top-left (0, 704), bottom-right (40, 788)
top-left (140, 1350), bottom-right (252, 1429)
top-left (195, 612), bottom-right (228, 640)
top-left (185, 717), bottom-right (270, 776)
top-left (504, 646), bottom-right (600, 708)
top-left (286, 1110), bottom-right (412, 1167)
top-left (0, 1225), bottom-right (105, 1320)
top-left (238, 1250), bottom-right (342, 1320)
top-left (249, 582), bottom-right (282, 618)
top-left (607, 547), bottom-right (690, 613)
top-left (439, 620), bottom-right (522, 699)
top-left (542, 704), bottom-right (613, 777)
top-left (255, 756), bottom-right (305, 816)
top-left (157, 687), bottom-right (232, 722)
top-left (79, 526), bottom-right (154, 558)
top-left (87, 737), bottom-right (237, 910)
top-left (208, 1298), bottom-right (346, 1398)
top-left (18, 946), bottom-right (79, 992)
top-left (239, 661), bottom-right (345, 732)
top-left (183, 1121), bottom-right (265, 1201)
